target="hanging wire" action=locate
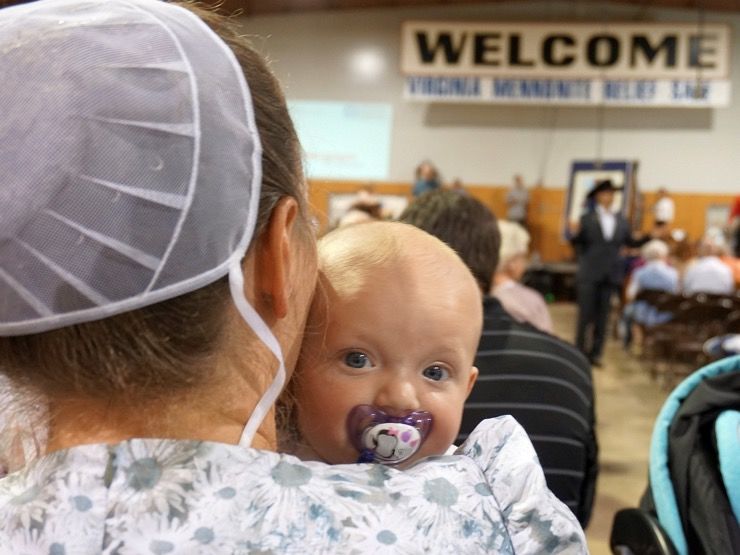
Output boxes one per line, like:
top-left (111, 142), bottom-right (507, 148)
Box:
top-left (537, 106), bottom-right (558, 184)
top-left (594, 7), bottom-right (612, 167)
top-left (595, 102), bottom-right (605, 164)
top-left (537, 0), bottom-right (559, 184)
top-left (693, 0), bottom-right (706, 99)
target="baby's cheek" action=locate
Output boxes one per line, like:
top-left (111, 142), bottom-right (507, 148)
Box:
top-left (429, 413), bottom-right (463, 451)
top-left (298, 396), bottom-right (359, 464)
top-left (412, 425), bottom-right (455, 462)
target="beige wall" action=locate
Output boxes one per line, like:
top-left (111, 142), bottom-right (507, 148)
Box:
top-left (246, 1), bottom-right (740, 193)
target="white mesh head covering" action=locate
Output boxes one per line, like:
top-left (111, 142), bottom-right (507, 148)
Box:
top-left (0, 0), bottom-right (284, 447)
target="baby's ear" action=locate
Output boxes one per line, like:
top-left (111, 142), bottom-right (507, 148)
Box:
top-left (466, 366), bottom-right (479, 396)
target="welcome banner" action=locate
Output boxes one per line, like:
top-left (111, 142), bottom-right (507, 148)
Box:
top-left (401, 22), bottom-right (731, 107)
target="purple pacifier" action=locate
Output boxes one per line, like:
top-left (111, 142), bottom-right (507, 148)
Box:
top-left (347, 404), bottom-right (433, 465)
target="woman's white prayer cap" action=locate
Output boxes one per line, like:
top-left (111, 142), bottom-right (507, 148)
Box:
top-left (0, 0), bottom-right (261, 336)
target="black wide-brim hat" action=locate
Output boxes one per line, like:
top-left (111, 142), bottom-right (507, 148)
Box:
top-left (587, 179), bottom-right (623, 199)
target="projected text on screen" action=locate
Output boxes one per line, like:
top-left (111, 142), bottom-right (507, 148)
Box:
top-left (288, 101), bottom-right (393, 180)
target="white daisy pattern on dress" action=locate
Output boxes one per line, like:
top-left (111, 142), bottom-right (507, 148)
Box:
top-left (8, 526), bottom-right (50, 555)
top-left (109, 440), bottom-right (200, 518)
top-left (459, 417), bottom-right (587, 555)
top-left (107, 513), bottom-right (192, 555)
top-left (48, 466), bottom-right (105, 534)
top-left (0, 417), bottom-right (587, 554)
top-left (0, 449), bottom-right (71, 532)
top-left (347, 507), bottom-right (425, 554)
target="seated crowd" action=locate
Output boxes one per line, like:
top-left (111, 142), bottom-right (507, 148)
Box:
top-left (621, 231), bottom-right (740, 360)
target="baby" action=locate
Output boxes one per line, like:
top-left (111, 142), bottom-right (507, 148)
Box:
top-left (283, 220), bottom-right (482, 468)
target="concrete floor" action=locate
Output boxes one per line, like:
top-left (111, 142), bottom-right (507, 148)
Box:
top-left (549, 303), bottom-right (669, 555)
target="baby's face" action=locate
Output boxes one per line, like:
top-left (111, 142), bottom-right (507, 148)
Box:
top-left (293, 262), bottom-right (480, 468)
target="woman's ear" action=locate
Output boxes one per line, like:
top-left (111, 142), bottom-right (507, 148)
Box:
top-left (253, 197), bottom-right (300, 321)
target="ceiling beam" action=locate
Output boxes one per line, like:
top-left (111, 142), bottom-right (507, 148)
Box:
top-left (207, 0), bottom-right (740, 16)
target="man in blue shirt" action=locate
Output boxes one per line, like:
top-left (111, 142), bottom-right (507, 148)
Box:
top-left (621, 239), bottom-right (679, 347)
top-left (412, 160), bottom-right (441, 197)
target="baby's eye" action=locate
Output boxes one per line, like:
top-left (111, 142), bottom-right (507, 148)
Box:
top-left (344, 351), bottom-right (372, 369)
top-left (422, 365), bottom-right (448, 381)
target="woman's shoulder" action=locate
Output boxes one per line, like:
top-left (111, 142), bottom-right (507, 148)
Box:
top-left (0, 432), bottom-right (586, 553)
top-left (0, 437), bottom-right (524, 553)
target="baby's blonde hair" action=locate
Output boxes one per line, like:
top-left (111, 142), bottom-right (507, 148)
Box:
top-left (318, 222), bottom-right (400, 297)
top-left (318, 221), bottom-right (466, 298)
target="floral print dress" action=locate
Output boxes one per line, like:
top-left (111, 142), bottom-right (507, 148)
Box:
top-left (0, 416), bottom-right (586, 554)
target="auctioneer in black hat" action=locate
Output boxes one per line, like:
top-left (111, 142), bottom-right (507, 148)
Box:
top-left (587, 179), bottom-right (623, 199)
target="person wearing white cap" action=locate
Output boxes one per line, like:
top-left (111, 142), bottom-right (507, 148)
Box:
top-left (652, 187), bottom-right (675, 228)
top-left (0, 1), bottom-right (586, 553)
top-left (492, 220), bottom-right (553, 333)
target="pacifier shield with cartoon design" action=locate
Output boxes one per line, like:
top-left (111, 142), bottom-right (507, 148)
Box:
top-left (347, 404), bottom-right (433, 464)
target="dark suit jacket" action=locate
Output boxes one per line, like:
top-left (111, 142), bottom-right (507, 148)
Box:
top-left (569, 211), bottom-right (641, 285)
